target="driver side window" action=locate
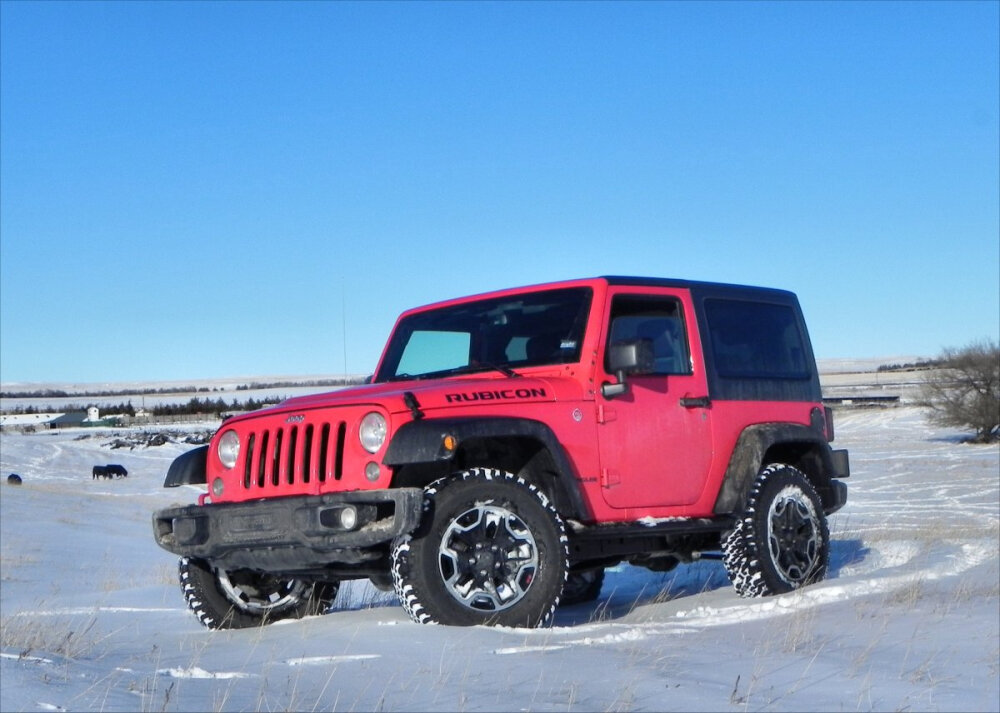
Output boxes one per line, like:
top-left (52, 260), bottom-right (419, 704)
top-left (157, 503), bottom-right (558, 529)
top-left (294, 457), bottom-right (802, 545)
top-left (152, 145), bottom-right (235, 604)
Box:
top-left (606, 295), bottom-right (691, 375)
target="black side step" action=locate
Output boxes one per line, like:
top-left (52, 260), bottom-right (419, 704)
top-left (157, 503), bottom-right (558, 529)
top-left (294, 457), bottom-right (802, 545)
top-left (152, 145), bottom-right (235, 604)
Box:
top-left (566, 516), bottom-right (735, 563)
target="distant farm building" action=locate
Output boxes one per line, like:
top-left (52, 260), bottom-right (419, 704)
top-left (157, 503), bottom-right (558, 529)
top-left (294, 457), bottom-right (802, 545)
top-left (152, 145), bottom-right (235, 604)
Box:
top-left (48, 412), bottom-right (90, 428)
top-left (0, 413), bottom-right (63, 431)
top-left (0, 409), bottom-right (117, 431)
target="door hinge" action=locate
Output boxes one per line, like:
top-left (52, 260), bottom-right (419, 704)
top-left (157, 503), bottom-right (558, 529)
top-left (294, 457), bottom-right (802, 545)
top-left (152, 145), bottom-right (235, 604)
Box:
top-left (597, 405), bottom-right (618, 424)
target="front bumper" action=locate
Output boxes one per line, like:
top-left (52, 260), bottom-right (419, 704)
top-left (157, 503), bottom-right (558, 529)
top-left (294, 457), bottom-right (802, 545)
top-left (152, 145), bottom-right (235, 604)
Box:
top-left (152, 488), bottom-right (423, 572)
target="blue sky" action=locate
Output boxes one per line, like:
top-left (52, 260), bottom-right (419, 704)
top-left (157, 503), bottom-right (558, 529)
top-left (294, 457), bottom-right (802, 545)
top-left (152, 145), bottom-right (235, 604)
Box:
top-left (1, 1), bottom-right (997, 384)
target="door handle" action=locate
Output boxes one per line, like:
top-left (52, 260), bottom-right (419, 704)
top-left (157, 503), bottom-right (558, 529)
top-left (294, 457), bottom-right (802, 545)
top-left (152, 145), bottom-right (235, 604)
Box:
top-left (680, 396), bottom-right (711, 409)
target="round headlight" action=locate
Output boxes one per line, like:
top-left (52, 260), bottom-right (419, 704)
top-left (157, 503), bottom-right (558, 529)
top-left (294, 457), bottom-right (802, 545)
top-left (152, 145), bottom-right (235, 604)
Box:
top-left (218, 430), bottom-right (240, 469)
top-left (359, 412), bottom-right (387, 454)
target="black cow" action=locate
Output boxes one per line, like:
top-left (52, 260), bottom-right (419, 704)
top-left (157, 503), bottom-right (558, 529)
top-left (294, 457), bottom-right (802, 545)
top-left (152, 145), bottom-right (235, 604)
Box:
top-left (92, 465), bottom-right (108, 479)
top-left (7, 473), bottom-right (22, 485)
top-left (106, 464), bottom-right (128, 478)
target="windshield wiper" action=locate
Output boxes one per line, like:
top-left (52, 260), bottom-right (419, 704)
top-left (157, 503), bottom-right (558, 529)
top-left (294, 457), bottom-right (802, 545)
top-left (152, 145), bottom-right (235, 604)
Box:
top-left (447, 363), bottom-right (522, 379)
top-left (389, 363), bottom-right (521, 382)
top-left (385, 372), bottom-right (429, 382)
top-left (485, 363), bottom-right (521, 378)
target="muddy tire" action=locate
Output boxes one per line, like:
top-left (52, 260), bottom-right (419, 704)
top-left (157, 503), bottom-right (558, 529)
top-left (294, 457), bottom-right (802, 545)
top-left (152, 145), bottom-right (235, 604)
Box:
top-left (722, 464), bottom-right (829, 598)
top-left (391, 468), bottom-right (568, 627)
top-left (178, 556), bottom-right (338, 630)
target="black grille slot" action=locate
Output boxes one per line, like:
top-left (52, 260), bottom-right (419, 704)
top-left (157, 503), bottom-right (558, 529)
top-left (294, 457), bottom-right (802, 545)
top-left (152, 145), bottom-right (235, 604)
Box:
top-left (319, 423), bottom-right (331, 483)
top-left (244, 433), bottom-right (256, 489)
top-left (271, 428), bottom-right (284, 486)
top-left (257, 431), bottom-right (269, 488)
top-left (334, 422), bottom-right (346, 480)
top-left (302, 424), bottom-right (313, 484)
top-left (287, 426), bottom-right (298, 485)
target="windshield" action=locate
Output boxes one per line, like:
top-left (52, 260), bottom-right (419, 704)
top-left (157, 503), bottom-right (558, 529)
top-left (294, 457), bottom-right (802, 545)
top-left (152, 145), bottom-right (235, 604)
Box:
top-left (375, 287), bottom-right (593, 382)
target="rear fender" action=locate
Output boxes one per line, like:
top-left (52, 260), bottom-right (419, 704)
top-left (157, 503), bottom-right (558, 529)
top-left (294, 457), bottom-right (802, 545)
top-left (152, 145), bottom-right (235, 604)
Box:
top-left (713, 424), bottom-right (844, 515)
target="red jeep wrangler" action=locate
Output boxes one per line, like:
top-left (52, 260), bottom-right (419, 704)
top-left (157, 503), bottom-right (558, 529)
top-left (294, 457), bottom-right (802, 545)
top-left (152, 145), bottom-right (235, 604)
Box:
top-left (153, 277), bottom-right (849, 629)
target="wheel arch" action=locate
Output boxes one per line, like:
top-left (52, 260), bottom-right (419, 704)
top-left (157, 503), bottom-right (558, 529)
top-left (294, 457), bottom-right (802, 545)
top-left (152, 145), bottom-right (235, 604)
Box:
top-left (713, 423), bottom-right (840, 515)
top-left (164, 445), bottom-right (208, 487)
top-left (384, 417), bottom-right (591, 521)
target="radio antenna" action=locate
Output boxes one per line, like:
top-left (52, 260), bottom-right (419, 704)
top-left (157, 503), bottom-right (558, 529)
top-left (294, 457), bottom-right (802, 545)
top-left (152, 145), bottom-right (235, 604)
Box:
top-left (341, 286), bottom-right (348, 381)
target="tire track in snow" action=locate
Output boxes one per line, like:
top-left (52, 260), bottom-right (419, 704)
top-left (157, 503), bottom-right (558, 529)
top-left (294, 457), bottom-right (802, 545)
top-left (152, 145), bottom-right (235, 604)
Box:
top-left (157, 666), bottom-right (255, 679)
top-left (490, 538), bottom-right (996, 655)
top-left (285, 654), bottom-right (381, 666)
top-left (11, 607), bottom-right (182, 617)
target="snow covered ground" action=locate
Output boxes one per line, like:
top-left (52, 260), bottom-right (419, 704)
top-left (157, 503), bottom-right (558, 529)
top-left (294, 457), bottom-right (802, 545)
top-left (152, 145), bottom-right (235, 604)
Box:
top-left (1, 406), bottom-right (997, 712)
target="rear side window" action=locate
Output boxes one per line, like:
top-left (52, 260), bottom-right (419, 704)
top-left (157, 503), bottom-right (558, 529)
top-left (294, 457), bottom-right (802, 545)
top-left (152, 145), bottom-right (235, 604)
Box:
top-left (704, 299), bottom-right (809, 379)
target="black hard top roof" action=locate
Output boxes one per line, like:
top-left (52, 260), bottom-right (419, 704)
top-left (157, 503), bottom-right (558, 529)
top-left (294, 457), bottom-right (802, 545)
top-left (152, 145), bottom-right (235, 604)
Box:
top-left (601, 276), bottom-right (798, 301)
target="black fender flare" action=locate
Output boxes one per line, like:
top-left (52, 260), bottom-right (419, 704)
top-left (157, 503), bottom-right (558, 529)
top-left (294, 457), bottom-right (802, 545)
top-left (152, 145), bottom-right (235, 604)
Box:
top-left (384, 417), bottom-right (591, 521)
top-left (164, 445), bottom-right (208, 488)
top-left (713, 424), bottom-right (841, 515)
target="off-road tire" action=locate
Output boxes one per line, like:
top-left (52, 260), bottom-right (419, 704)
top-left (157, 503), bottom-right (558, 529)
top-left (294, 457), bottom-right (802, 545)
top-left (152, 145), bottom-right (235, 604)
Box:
top-left (178, 556), bottom-right (338, 630)
top-left (559, 568), bottom-right (605, 607)
top-left (722, 464), bottom-right (829, 598)
top-left (390, 468), bottom-right (568, 627)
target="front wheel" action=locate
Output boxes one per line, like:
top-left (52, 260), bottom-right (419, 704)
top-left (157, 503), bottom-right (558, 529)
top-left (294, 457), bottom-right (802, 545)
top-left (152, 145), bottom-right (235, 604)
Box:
top-left (391, 468), bottom-right (568, 627)
top-left (178, 557), bottom-right (338, 630)
top-left (722, 464), bottom-right (829, 598)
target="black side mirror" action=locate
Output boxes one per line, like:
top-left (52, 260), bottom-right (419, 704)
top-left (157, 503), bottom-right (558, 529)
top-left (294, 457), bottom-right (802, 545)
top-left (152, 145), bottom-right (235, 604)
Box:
top-left (602, 339), bottom-right (654, 398)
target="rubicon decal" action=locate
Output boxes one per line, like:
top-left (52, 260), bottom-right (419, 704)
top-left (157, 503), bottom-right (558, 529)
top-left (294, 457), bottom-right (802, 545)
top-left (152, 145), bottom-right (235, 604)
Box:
top-left (445, 388), bottom-right (547, 403)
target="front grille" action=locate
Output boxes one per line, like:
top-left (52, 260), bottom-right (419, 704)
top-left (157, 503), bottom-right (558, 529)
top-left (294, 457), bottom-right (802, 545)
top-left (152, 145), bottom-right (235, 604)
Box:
top-left (240, 421), bottom-right (347, 493)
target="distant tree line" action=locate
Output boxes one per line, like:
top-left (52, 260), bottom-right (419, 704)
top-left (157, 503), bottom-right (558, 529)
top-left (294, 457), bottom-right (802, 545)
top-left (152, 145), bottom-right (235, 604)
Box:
top-left (2, 397), bottom-right (281, 417)
top-left (2, 377), bottom-right (364, 400)
top-left (877, 359), bottom-right (945, 373)
top-left (151, 397), bottom-right (281, 417)
top-left (0, 385), bottom-right (220, 399)
top-left (236, 377), bottom-right (365, 390)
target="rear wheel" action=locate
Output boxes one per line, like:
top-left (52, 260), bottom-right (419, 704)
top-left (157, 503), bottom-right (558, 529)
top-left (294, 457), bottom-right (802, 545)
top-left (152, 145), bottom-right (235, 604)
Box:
top-left (178, 557), bottom-right (338, 630)
top-left (722, 464), bottom-right (829, 598)
top-left (391, 468), bottom-right (568, 627)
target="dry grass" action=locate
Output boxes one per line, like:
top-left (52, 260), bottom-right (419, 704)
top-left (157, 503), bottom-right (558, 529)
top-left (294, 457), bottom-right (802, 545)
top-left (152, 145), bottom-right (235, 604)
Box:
top-left (885, 578), bottom-right (926, 607)
top-left (1, 611), bottom-right (101, 661)
top-left (779, 606), bottom-right (823, 655)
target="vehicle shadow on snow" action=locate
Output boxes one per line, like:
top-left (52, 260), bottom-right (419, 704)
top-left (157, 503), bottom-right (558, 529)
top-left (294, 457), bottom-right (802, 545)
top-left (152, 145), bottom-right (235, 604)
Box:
top-left (553, 560), bottom-right (733, 626)
top-left (320, 540), bottom-right (873, 625)
top-left (827, 538), bottom-right (870, 577)
top-left (553, 538), bottom-right (871, 626)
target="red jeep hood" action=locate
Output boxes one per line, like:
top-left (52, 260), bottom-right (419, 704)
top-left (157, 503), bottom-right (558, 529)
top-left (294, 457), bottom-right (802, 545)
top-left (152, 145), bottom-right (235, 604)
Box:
top-left (255, 374), bottom-right (585, 418)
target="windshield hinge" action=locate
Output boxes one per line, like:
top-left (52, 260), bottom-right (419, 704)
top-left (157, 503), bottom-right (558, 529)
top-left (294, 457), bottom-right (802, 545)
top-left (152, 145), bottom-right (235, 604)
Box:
top-left (403, 392), bottom-right (424, 420)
